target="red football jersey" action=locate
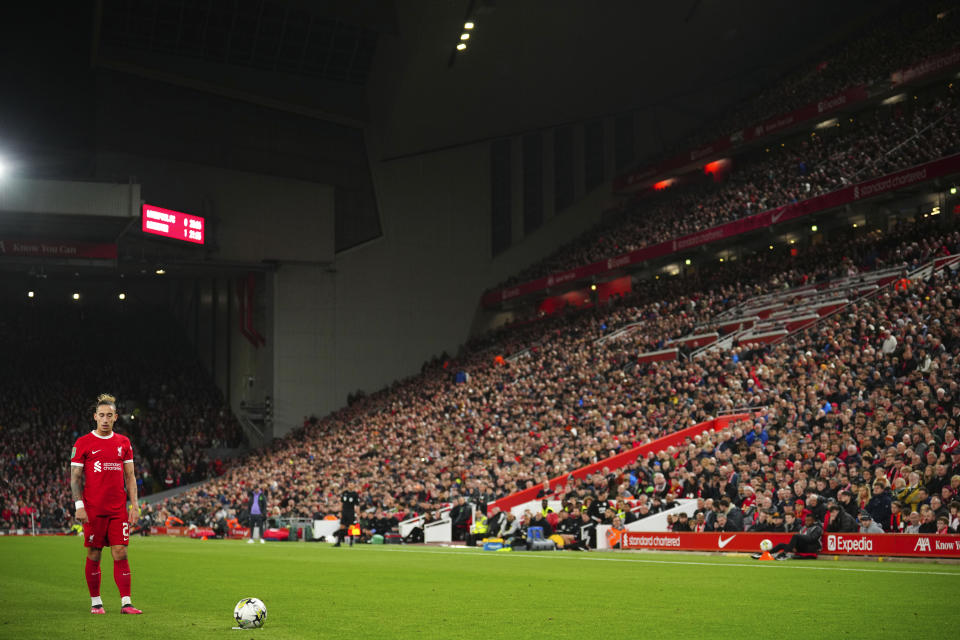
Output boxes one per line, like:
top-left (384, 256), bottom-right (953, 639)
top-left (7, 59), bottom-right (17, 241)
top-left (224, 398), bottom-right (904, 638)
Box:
top-left (70, 431), bottom-right (134, 516)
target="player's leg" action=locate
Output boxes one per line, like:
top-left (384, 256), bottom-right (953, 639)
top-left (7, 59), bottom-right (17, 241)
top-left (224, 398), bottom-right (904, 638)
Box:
top-left (248, 515), bottom-right (263, 543)
top-left (83, 520), bottom-right (106, 613)
top-left (107, 517), bottom-right (142, 614)
top-left (773, 534), bottom-right (800, 559)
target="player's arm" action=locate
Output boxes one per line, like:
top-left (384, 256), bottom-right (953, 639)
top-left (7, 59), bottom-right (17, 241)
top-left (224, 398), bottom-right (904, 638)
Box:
top-left (71, 465), bottom-right (88, 523)
top-left (124, 460), bottom-right (140, 523)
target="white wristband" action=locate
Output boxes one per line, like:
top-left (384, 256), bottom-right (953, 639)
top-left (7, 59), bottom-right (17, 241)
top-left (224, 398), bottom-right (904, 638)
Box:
top-left (75, 500), bottom-right (84, 510)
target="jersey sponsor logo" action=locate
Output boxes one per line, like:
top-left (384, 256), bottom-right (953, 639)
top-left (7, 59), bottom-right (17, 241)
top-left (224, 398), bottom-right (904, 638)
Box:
top-left (103, 462), bottom-right (122, 471)
top-left (94, 461), bottom-right (102, 473)
top-left (717, 535), bottom-right (736, 548)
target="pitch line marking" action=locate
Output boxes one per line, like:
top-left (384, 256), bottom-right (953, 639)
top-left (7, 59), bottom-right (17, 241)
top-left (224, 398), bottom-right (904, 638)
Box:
top-left (362, 546), bottom-right (960, 577)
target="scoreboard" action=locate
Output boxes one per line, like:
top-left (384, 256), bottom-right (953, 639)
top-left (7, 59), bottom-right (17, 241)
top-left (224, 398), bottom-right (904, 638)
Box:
top-left (141, 204), bottom-right (205, 244)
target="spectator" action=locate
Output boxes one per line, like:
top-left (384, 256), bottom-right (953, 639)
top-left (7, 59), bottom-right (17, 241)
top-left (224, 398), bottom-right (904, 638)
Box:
top-left (826, 503), bottom-right (858, 533)
top-left (903, 511), bottom-right (922, 534)
top-left (857, 511), bottom-right (884, 534)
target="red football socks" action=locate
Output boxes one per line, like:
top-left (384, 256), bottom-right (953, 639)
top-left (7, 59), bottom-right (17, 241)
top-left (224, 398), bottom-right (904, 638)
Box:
top-left (85, 558), bottom-right (102, 597)
top-left (113, 558), bottom-right (132, 598)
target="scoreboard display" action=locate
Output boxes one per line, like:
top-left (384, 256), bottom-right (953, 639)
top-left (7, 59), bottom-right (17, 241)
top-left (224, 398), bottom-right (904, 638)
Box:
top-left (141, 204), bottom-right (205, 244)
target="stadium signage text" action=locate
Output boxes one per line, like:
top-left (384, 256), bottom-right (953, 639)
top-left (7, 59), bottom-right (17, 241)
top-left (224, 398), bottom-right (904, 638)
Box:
top-left (621, 531), bottom-right (960, 558)
top-left (891, 47), bottom-right (960, 86)
top-left (0, 239), bottom-right (118, 259)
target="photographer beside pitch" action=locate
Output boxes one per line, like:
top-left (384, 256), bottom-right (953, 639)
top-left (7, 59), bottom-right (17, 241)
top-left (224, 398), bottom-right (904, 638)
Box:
top-left (71, 394), bottom-right (143, 615)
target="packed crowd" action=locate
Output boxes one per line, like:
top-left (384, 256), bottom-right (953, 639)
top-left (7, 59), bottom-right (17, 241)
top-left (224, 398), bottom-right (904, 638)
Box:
top-left (502, 85), bottom-right (960, 286)
top-left (662, 1), bottom-right (958, 166)
top-left (0, 305), bottom-right (243, 531)
top-left (6, 5), bottom-right (960, 539)
top-left (152, 217), bottom-right (960, 543)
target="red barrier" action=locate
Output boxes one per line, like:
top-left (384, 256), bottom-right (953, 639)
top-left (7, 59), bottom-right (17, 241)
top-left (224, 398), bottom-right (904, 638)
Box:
top-left (621, 531), bottom-right (960, 558)
top-left (891, 46), bottom-right (960, 86)
top-left (623, 531), bottom-right (793, 553)
top-left (150, 525), bottom-right (249, 539)
top-left (487, 414), bottom-right (751, 515)
top-left (483, 153), bottom-right (960, 307)
top-left (263, 528), bottom-right (290, 540)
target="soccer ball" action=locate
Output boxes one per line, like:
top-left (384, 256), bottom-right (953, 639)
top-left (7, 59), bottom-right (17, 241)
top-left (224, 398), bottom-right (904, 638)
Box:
top-left (234, 597), bottom-right (267, 629)
top-left (759, 539), bottom-right (773, 552)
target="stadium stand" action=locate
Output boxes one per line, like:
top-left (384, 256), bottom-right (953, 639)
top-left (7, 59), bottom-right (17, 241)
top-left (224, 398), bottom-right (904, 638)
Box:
top-left (4, 2), bottom-right (959, 546)
top-left (0, 306), bottom-right (243, 532)
top-left (146, 218), bottom-right (960, 541)
top-left (648, 1), bottom-right (959, 173)
top-left (498, 84), bottom-right (959, 288)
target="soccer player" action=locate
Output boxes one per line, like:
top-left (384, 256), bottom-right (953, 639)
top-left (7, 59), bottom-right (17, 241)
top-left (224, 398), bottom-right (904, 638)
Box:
top-left (70, 394), bottom-right (143, 614)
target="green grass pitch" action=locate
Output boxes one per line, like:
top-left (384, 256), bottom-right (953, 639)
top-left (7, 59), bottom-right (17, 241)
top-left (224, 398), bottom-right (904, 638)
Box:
top-left (0, 536), bottom-right (956, 639)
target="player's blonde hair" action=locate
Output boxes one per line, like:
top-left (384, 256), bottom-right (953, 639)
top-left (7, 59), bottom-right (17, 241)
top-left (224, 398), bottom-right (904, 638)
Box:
top-left (96, 393), bottom-right (117, 409)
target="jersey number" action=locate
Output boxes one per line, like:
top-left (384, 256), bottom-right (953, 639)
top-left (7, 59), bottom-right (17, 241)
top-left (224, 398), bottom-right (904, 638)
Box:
top-left (122, 523), bottom-right (129, 539)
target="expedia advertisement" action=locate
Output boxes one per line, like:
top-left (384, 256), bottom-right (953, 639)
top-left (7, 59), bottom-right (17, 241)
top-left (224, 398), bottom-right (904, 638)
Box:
top-left (622, 532), bottom-right (960, 558)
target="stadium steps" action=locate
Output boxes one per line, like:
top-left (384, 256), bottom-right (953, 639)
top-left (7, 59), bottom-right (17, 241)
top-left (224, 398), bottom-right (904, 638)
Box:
top-left (690, 254), bottom-right (959, 358)
top-left (488, 413), bottom-right (751, 515)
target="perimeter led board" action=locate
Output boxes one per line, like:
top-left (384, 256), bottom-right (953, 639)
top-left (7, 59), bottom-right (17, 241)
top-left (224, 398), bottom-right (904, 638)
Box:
top-left (141, 204), bottom-right (205, 244)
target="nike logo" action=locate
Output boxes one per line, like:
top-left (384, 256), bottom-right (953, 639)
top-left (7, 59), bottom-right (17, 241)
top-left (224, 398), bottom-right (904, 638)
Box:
top-left (718, 535), bottom-right (736, 548)
top-left (92, 450), bottom-right (102, 455)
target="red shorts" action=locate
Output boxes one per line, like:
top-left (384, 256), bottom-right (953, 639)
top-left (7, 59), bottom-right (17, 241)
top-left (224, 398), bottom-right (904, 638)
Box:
top-left (83, 514), bottom-right (130, 548)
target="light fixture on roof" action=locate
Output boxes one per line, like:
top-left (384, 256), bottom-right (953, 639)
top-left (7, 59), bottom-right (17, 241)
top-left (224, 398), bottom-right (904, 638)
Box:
top-left (464, 21), bottom-right (475, 29)
top-left (27, 291), bottom-right (34, 298)
top-left (460, 33), bottom-right (470, 40)
top-left (72, 292), bottom-right (80, 300)
top-left (155, 268), bottom-right (166, 275)
top-left (811, 225), bottom-right (818, 232)
top-left (684, 259), bottom-right (691, 266)
top-left (457, 43), bottom-right (467, 51)
top-left (118, 293), bottom-right (126, 300)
